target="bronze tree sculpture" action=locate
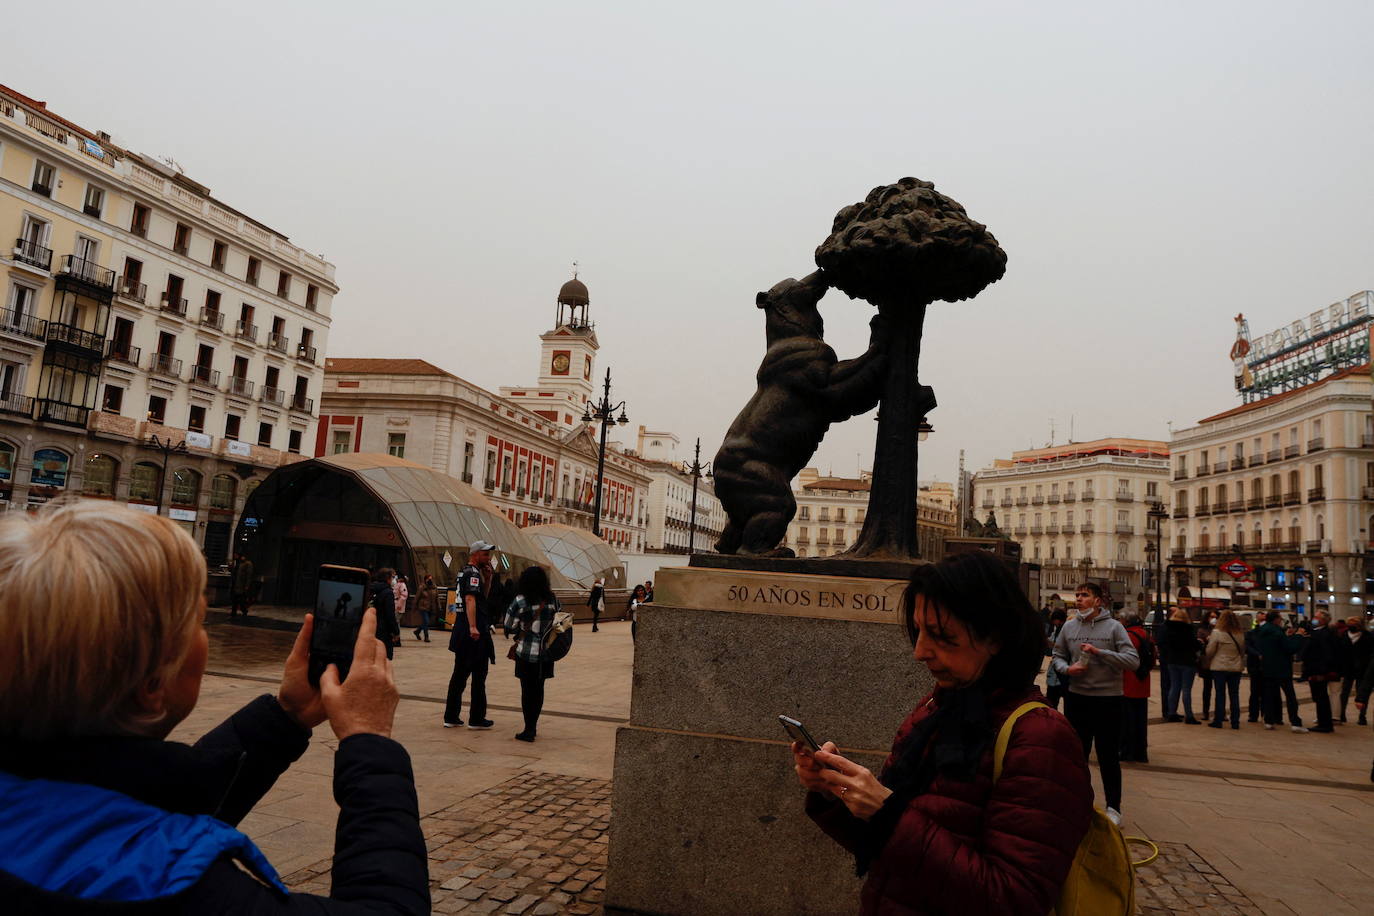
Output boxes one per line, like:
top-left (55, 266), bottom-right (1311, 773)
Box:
top-left (816, 177), bottom-right (1006, 559)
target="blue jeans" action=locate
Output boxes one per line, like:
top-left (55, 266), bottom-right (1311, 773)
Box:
top-left (416, 610), bottom-right (430, 638)
top-left (1211, 671), bottom-right (1242, 726)
top-left (1165, 664), bottom-right (1196, 719)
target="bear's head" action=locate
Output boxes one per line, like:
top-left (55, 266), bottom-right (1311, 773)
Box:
top-left (756, 271), bottom-right (829, 344)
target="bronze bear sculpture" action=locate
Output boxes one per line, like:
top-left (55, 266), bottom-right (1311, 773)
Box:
top-left (712, 271), bottom-right (888, 556)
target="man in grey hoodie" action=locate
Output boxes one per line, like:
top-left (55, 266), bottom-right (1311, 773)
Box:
top-left (1052, 582), bottom-right (1139, 826)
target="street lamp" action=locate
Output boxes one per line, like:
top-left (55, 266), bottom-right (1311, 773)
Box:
top-left (1147, 500), bottom-right (1168, 625)
top-left (145, 433), bottom-right (188, 516)
top-left (681, 437), bottom-right (712, 555)
top-left (580, 367), bottom-right (628, 538)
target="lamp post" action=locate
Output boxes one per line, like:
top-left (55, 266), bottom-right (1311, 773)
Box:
top-left (681, 437), bottom-right (712, 555)
top-left (145, 432), bottom-right (188, 516)
top-left (581, 368), bottom-right (628, 538)
top-left (1148, 501), bottom-right (1168, 625)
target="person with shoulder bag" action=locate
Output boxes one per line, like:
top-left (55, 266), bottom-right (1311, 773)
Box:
top-left (504, 566), bottom-right (561, 743)
top-left (1204, 610), bottom-right (1247, 729)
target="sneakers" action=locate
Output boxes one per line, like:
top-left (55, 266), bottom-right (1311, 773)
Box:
top-left (1264, 723), bottom-right (1276, 730)
top-left (1105, 807), bottom-right (1122, 827)
top-left (1291, 725), bottom-right (1309, 733)
top-left (514, 731), bottom-right (536, 743)
top-left (468, 719), bottom-right (494, 730)
top-left (443, 720), bottom-right (463, 728)
top-left (1184, 718), bottom-right (1202, 725)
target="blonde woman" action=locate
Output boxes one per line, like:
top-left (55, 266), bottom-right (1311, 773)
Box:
top-left (0, 502), bottom-right (427, 913)
top-left (1204, 610), bottom-right (1247, 729)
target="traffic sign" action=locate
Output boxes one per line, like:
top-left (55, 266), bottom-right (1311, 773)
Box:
top-left (1220, 558), bottom-right (1254, 579)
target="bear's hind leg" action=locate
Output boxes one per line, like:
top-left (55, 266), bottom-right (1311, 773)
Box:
top-left (716, 520), bottom-right (743, 555)
top-left (737, 489), bottom-right (797, 557)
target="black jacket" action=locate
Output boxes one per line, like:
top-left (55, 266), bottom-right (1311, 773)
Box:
top-left (1164, 620), bottom-right (1199, 667)
top-left (0, 695), bottom-right (429, 914)
top-left (1347, 631), bottom-right (1374, 681)
top-left (1301, 626), bottom-right (1340, 681)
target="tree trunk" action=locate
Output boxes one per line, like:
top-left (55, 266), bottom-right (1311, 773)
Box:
top-left (846, 301), bottom-right (927, 560)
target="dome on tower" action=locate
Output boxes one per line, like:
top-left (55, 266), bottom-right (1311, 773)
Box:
top-left (558, 277), bottom-right (589, 307)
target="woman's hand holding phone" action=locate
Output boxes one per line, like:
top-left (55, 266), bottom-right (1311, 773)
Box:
top-left (791, 740), bottom-right (837, 793)
top-left (320, 609), bottom-right (400, 740)
top-left (277, 613), bottom-right (327, 731)
top-left (813, 747), bottom-right (893, 821)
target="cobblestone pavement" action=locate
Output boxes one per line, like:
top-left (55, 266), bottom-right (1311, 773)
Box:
top-left (1135, 842), bottom-right (1263, 915)
top-left (284, 772), bottom-right (610, 915)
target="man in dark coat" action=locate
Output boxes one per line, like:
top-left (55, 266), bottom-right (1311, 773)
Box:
top-left (230, 554), bottom-right (254, 617)
top-left (444, 541), bottom-right (497, 729)
top-left (1339, 617), bottom-right (1373, 725)
top-left (1301, 611), bottom-right (1340, 732)
top-left (587, 577), bottom-right (605, 632)
top-left (1254, 611), bottom-right (1306, 732)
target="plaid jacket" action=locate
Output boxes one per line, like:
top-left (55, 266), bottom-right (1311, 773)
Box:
top-left (504, 596), bottom-right (561, 664)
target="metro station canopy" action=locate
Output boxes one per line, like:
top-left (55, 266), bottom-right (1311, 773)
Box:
top-left (524, 523), bottom-right (627, 590)
top-left (237, 453), bottom-right (574, 604)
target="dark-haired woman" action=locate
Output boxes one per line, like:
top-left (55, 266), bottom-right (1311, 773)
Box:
top-left (1044, 609), bottom-right (1069, 710)
top-left (504, 566), bottom-right (560, 743)
top-left (792, 551), bottom-right (1093, 914)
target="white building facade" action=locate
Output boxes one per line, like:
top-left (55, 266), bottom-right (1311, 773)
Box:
top-left (784, 468), bottom-right (957, 561)
top-left (0, 85), bottom-right (334, 562)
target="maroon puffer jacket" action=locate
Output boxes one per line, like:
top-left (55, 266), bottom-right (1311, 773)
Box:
top-left (806, 685), bottom-right (1092, 915)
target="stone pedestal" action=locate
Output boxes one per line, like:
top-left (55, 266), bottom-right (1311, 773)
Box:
top-left (605, 565), bottom-right (933, 915)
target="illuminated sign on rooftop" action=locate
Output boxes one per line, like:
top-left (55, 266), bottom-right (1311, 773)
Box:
top-left (1230, 291), bottom-right (1371, 402)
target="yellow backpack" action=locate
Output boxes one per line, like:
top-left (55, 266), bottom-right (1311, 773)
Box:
top-left (993, 701), bottom-right (1154, 916)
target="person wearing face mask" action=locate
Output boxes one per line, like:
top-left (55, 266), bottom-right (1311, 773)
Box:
top-left (1051, 582), bottom-right (1139, 826)
top-left (792, 550), bottom-right (1092, 915)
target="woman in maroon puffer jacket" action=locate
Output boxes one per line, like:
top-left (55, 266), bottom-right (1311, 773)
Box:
top-left (792, 551), bottom-right (1094, 915)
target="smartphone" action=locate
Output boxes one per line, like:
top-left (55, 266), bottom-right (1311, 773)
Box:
top-left (778, 715), bottom-right (841, 773)
top-left (309, 564), bottom-right (372, 685)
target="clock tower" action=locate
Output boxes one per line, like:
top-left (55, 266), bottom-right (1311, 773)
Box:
top-left (536, 273), bottom-right (598, 404)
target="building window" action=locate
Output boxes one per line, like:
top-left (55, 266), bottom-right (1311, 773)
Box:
top-left (101, 385), bottom-right (123, 413)
top-left (246, 257), bottom-right (260, 286)
top-left (211, 240), bottom-right (227, 271)
top-left (224, 414), bottom-right (241, 442)
top-left (210, 474), bottom-right (236, 511)
top-left (258, 422), bottom-right (273, 447)
top-left (306, 284), bottom-right (319, 310)
top-left (388, 433), bottom-right (406, 458)
top-left (83, 454), bottom-right (118, 497)
top-left (83, 185), bottom-right (105, 218)
top-left (463, 442), bottom-right (474, 477)
top-left (287, 429), bottom-right (302, 454)
top-left (147, 395), bottom-right (167, 424)
top-left (32, 161), bottom-right (55, 196)
top-left (129, 462), bottom-right (161, 502)
top-left (188, 405), bottom-right (206, 433)
top-left (171, 469), bottom-right (201, 507)
top-left (332, 430), bottom-right (352, 454)
top-left (131, 203), bottom-right (150, 237)
top-left (799, 506), bottom-right (810, 520)
top-left (276, 271), bottom-right (292, 298)
top-left (173, 223), bottom-right (191, 256)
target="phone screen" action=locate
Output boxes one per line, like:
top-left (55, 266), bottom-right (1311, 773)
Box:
top-left (309, 564), bottom-right (371, 684)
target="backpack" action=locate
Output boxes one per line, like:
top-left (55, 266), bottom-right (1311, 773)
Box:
top-left (540, 600), bottom-right (575, 662)
top-left (994, 702), bottom-right (1151, 916)
top-left (1130, 628), bottom-right (1156, 678)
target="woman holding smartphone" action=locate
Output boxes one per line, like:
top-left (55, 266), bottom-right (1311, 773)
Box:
top-left (791, 551), bottom-right (1093, 914)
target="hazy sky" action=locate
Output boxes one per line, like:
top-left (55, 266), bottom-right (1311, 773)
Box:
top-left (12, 1), bottom-right (1373, 483)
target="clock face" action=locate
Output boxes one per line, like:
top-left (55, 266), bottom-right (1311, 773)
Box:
top-left (551, 353), bottom-right (570, 374)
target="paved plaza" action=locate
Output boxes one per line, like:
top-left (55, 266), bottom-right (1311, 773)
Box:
top-left (184, 609), bottom-right (1374, 914)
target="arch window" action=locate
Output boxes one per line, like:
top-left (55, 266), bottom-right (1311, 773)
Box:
top-left (129, 462), bottom-right (161, 502)
top-left (83, 454), bottom-right (118, 497)
top-left (1287, 470), bottom-right (1300, 495)
top-left (171, 468), bottom-right (202, 507)
top-left (0, 441), bottom-right (15, 487)
top-left (1269, 475), bottom-right (1281, 497)
top-left (209, 474), bottom-right (236, 511)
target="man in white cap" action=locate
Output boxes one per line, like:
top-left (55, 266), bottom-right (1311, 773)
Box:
top-left (444, 540), bottom-right (498, 729)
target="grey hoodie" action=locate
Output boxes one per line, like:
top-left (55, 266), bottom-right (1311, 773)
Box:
top-left (1052, 610), bottom-right (1139, 696)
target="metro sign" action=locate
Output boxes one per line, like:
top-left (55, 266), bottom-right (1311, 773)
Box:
top-left (1220, 558), bottom-right (1254, 579)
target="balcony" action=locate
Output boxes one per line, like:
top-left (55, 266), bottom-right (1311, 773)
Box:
top-left (35, 398), bottom-right (90, 427)
top-left (1115, 523), bottom-right (1134, 535)
top-left (1081, 491), bottom-right (1095, 502)
top-left (1045, 524), bottom-right (1060, 535)
top-left (1231, 458), bottom-right (1245, 470)
top-left (517, 487), bottom-right (527, 498)
top-left (289, 393), bottom-right (314, 413)
top-left (150, 353), bottom-right (182, 379)
top-left (267, 333), bottom-right (288, 354)
top-left (1170, 548), bottom-right (1187, 560)
top-left (1195, 466), bottom-right (1210, 477)
top-left (1264, 495), bottom-right (1282, 508)
top-left (1267, 450), bottom-right (1280, 463)
top-left (1247, 455), bottom-right (1263, 467)
top-left (235, 321), bottom-right (258, 343)
top-left (1031, 495), bottom-right (1044, 505)
top-left (1229, 499), bottom-right (1245, 512)
top-left (104, 341), bottom-right (140, 367)
top-left (1284, 445), bottom-right (1300, 459)
top-left (226, 376), bottom-right (254, 398)
top-left (296, 343), bottom-right (317, 364)
top-left (260, 385), bottom-right (285, 406)
top-left (1247, 496), bottom-right (1264, 510)
top-left (1305, 540), bottom-right (1324, 554)
top-left (1063, 492), bottom-right (1077, 503)
top-left (0, 307), bottom-right (46, 341)
top-left (117, 276), bottom-right (146, 303)
top-left (46, 321), bottom-right (104, 353)
top-left (1173, 470), bottom-right (1188, 481)
top-left (500, 484), bottom-right (512, 495)
top-left (1283, 491), bottom-right (1301, 506)
top-left (980, 501), bottom-right (994, 510)
top-left (999, 498), bottom-right (1012, 508)
top-left (1047, 494), bottom-right (1061, 504)
top-left (460, 472), bottom-right (474, 484)
top-left (58, 255), bottom-right (115, 292)
top-left (188, 364), bottom-right (220, 388)
top-left (0, 392), bottom-right (33, 417)
top-left (1195, 505), bottom-right (1211, 516)
top-left (484, 477), bottom-right (496, 491)
top-left (1015, 497), bottom-right (1029, 507)
top-left (1365, 486), bottom-right (1374, 501)
top-left (1211, 501), bottom-right (1228, 515)
top-left (795, 536), bottom-right (811, 546)
top-left (1172, 507), bottom-right (1188, 518)
top-left (1307, 487), bottom-right (1325, 502)
top-left (160, 293), bottom-right (188, 317)
top-left (1364, 434), bottom-right (1374, 448)
top-left (1115, 491), bottom-right (1134, 503)
top-left (13, 237), bottom-right (52, 270)
top-left (198, 307), bottom-right (224, 330)
top-left (1212, 463), bottom-right (1227, 474)
top-left (1028, 525), bottom-right (1043, 535)
top-left (1307, 438), bottom-right (1324, 453)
